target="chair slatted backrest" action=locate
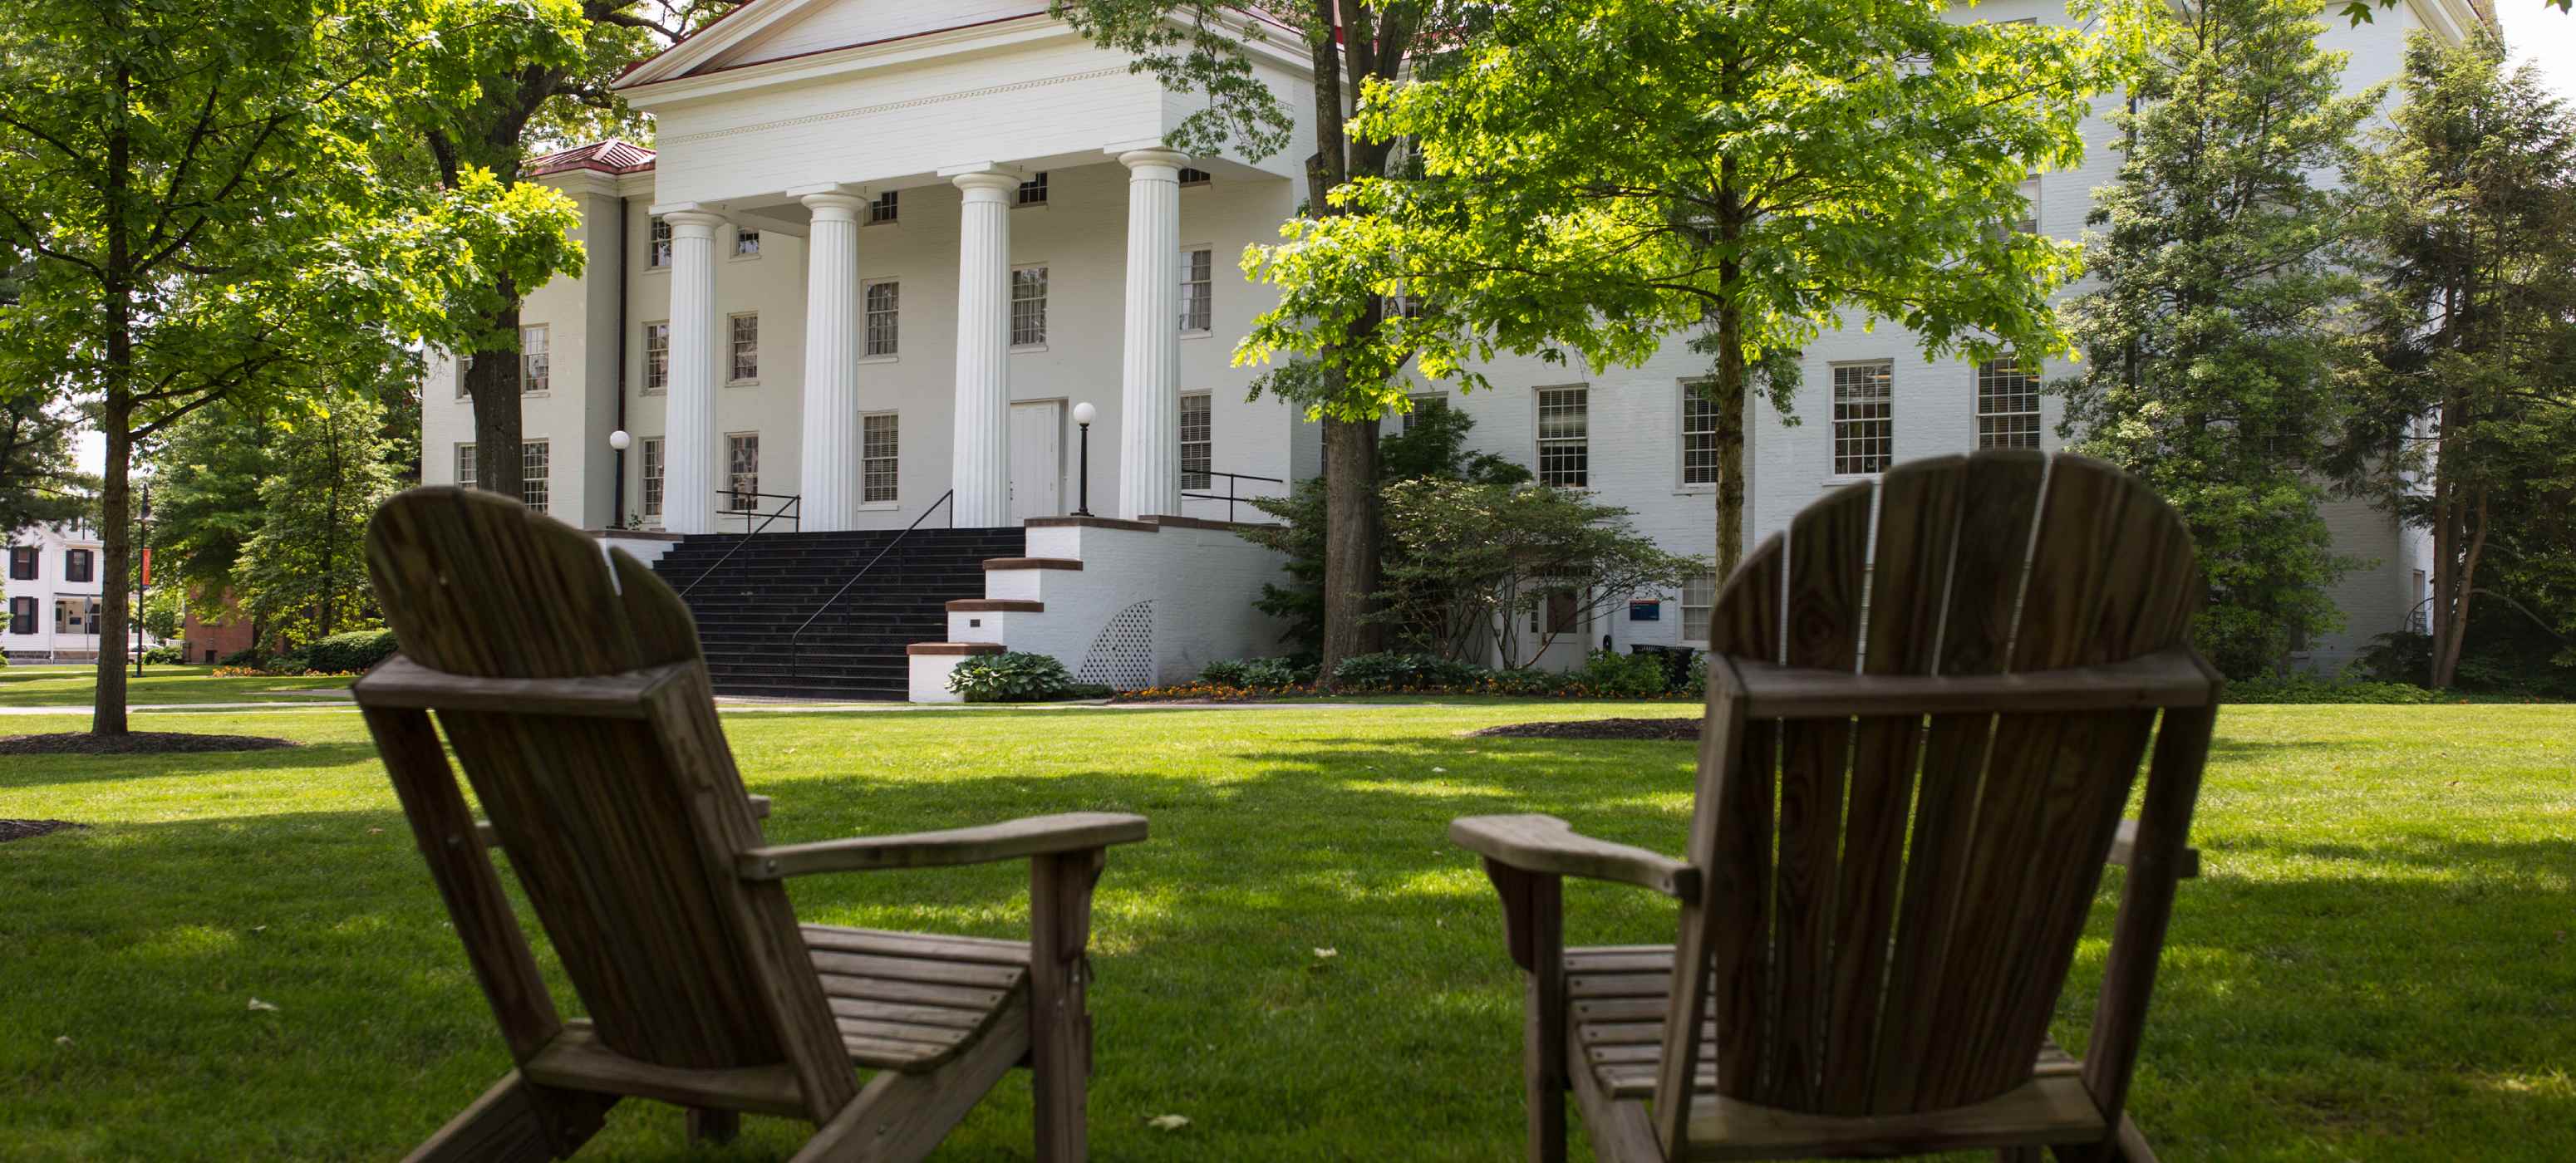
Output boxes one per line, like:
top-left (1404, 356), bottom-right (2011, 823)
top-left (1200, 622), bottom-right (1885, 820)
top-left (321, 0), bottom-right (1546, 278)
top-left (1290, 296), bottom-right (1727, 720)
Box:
top-left (1670, 451), bottom-right (2203, 1123)
top-left (361, 488), bottom-right (849, 1114)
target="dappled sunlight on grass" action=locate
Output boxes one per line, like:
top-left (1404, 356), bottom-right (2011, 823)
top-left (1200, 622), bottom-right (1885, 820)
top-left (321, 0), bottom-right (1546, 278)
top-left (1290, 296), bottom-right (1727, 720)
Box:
top-left (2, 701), bottom-right (2573, 1158)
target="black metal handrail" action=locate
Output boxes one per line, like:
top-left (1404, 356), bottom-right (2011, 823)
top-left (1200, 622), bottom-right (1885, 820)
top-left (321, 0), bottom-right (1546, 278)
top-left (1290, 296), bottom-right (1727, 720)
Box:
top-left (679, 492), bottom-right (801, 598)
top-left (1180, 469), bottom-right (1287, 523)
top-left (788, 489), bottom-right (956, 680)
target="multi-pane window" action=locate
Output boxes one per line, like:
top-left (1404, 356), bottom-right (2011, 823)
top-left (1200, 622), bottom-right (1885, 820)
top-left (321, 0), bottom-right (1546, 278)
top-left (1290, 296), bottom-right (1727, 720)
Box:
top-left (1177, 166), bottom-right (1212, 186)
top-left (1536, 385), bottom-right (1590, 488)
top-left (642, 321), bottom-right (669, 394)
top-left (1975, 357), bottom-right (2042, 449)
top-left (725, 433), bottom-right (760, 512)
top-left (863, 413), bottom-right (899, 504)
top-left (8, 596), bottom-right (33, 635)
top-left (455, 443), bottom-right (476, 488)
top-left (734, 228), bottom-right (760, 258)
top-left (1010, 267), bottom-right (1048, 346)
top-left (641, 437), bottom-right (665, 522)
top-left (864, 281), bottom-right (900, 357)
top-left (1681, 573), bottom-right (1716, 643)
top-left (1179, 393), bottom-right (1212, 489)
top-left (2016, 175), bottom-right (2041, 236)
top-left (8, 546), bottom-right (35, 580)
top-left (520, 325), bottom-right (549, 395)
top-left (1016, 171), bottom-right (1049, 206)
top-left (1180, 248), bottom-right (1213, 332)
top-left (1682, 381), bottom-right (1723, 486)
top-left (55, 596), bottom-right (98, 635)
top-left (521, 440), bottom-right (550, 513)
top-left (63, 548), bottom-right (93, 583)
top-left (728, 313), bottom-right (759, 381)
top-left (1403, 394), bottom-right (1447, 433)
top-left (868, 190), bottom-right (899, 224)
top-left (1832, 361), bottom-right (1895, 476)
top-left (648, 215), bottom-right (671, 267)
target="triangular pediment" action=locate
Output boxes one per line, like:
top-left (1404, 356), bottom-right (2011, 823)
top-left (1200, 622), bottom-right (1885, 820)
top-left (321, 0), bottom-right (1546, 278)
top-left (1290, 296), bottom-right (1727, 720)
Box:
top-left (618, 0), bottom-right (1052, 88)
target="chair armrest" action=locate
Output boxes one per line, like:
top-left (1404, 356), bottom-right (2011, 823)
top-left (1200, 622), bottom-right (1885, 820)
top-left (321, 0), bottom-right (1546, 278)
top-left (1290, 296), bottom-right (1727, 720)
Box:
top-left (738, 812), bottom-right (1148, 881)
top-left (1450, 814), bottom-right (1698, 901)
top-left (474, 795), bottom-right (769, 848)
top-left (2110, 817), bottom-right (2200, 879)
top-left (1717, 645), bottom-right (2216, 718)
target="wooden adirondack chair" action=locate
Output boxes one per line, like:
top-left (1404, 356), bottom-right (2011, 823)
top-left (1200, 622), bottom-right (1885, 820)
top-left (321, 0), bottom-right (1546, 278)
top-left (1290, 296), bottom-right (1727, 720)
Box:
top-left (351, 486), bottom-right (1147, 1162)
top-left (1453, 451), bottom-right (2220, 1162)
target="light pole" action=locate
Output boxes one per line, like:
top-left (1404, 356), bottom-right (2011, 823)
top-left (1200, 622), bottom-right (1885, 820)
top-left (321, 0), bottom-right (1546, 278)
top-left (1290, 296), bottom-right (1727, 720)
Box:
top-left (132, 484), bottom-right (151, 678)
top-left (1071, 402), bottom-right (1096, 517)
top-left (608, 429), bottom-right (632, 527)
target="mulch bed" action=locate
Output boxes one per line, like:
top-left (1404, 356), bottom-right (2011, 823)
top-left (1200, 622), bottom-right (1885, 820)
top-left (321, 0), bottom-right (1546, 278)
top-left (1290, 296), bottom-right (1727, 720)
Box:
top-left (0, 819), bottom-right (86, 843)
top-left (0, 732), bottom-right (301, 755)
top-left (1468, 717), bottom-right (1701, 742)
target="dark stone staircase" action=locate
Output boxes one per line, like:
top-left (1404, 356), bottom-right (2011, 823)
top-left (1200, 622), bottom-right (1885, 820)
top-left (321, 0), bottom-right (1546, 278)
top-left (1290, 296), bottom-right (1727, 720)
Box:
top-left (649, 526), bottom-right (1025, 699)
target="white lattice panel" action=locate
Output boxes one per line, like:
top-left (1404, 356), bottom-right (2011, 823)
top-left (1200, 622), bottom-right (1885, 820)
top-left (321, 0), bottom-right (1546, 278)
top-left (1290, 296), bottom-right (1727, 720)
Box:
top-left (1077, 600), bottom-right (1156, 689)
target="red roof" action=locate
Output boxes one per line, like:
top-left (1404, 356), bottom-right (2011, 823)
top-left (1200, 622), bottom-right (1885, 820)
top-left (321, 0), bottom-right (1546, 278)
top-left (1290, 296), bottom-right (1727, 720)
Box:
top-left (525, 140), bottom-right (657, 178)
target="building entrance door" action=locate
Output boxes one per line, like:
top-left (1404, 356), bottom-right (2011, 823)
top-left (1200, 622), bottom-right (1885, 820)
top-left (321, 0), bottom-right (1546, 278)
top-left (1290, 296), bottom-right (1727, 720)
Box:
top-left (1008, 400), bottom-right (1063, 523)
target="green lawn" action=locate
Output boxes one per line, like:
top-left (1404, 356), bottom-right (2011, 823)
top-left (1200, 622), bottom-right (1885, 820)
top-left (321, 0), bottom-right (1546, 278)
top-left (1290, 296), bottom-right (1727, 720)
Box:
top-left (2, 700), bottom-right (2571, 1161)
top-left (0, 664), bottom-right (352, 708)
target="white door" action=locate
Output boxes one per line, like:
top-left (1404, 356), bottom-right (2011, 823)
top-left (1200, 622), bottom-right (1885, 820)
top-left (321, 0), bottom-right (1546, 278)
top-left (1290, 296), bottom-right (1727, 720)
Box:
top-left (1008, 401), bottom-right (1063, 523)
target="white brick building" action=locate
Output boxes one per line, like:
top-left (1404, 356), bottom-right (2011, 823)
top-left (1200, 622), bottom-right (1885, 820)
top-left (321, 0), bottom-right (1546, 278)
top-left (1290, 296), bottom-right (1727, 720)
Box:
top-left (425, 0), bottom-right (2471, 694)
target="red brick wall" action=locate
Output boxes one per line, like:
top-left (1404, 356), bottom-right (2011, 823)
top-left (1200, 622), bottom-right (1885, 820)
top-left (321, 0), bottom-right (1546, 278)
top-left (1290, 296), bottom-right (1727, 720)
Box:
top-left (181, 589), bottom-right (257, 665)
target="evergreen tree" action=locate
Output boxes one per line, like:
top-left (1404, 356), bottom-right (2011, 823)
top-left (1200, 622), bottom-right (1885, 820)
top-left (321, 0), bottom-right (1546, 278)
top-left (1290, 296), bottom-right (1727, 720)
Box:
top-left (2053, 0), bottom-right (2377, 678)
top-left (233, 389), bottom-right (403, 647)
top-left (2333, 30), bottom-right (2576, 687)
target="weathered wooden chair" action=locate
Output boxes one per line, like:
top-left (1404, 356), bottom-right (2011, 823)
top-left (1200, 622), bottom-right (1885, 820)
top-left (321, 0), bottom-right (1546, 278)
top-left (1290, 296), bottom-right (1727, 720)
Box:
top-left (1453, 451), bottom-right (2219, 1162)
top-left (351, 486), bottom-right (1146, 1161)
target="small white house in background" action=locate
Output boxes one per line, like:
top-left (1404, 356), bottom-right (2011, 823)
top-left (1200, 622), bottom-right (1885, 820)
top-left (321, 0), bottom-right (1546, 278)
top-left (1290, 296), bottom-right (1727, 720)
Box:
top-left (3, 520), bottom-right (127, 663)
top-left (426, 0), bottom-right (2473, 698)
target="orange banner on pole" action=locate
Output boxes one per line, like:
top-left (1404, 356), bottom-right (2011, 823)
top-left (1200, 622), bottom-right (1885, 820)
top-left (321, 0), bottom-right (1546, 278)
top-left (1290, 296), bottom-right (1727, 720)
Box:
top-left (140, 547), bottom-right (152, 587)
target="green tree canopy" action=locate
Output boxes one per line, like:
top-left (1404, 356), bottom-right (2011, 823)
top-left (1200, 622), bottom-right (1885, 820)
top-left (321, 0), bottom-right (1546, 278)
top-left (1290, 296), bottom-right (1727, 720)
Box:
top-left (1237, 0), bottom-right (2143, 573)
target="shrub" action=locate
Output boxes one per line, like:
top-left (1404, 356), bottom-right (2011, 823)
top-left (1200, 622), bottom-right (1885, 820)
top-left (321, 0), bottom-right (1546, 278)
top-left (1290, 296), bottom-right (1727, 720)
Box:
top-left (301, 629), bottom-right (398, 674)
top-left (1330, 651), bottom-right (1487, 691)
top-left (1574, 650), bottom-right (1669, 697)
top-left (141, 645), bottom-right (184, 665)
top-left (947, 652), bottom-right (1086, 703)
top-left (2227, 676), bottom-right (2440, 704)
top-left (217, 647), bottom-right (265, 669)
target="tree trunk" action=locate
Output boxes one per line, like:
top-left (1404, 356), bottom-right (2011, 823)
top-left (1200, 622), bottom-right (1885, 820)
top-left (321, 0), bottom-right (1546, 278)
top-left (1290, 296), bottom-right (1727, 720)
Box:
top-left (1318, 415), bottom-right (1383, 684)
top-left (1712, 158), bottom-right (1748, 580)
top-left (94, 66), bottom-right (134, 736)
top-left (467, 286), bottom-right (524, 501)
top-left (2434, 486), bottom-right (2489, 689)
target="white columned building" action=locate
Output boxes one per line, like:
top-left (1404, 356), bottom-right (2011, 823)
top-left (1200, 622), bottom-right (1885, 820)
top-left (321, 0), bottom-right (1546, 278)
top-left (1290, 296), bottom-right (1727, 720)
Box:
top-left (796, 186), bottom-right (866, 531)
top-left (658, 207), bottom-right (725, 536)
top-left (1115, 147), bottom-right (1186, 521)
top-left (945, 166), bottom-right (1020, 528)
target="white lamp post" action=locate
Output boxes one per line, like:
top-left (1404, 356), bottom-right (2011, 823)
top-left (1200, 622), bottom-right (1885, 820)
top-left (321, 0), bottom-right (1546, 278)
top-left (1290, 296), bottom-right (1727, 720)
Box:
top-left (1071, 402), bottom-right (1097, 517)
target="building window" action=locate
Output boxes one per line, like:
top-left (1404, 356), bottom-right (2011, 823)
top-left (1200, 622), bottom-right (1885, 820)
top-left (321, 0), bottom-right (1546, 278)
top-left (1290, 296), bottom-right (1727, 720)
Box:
top-left (642, 321), bottom-right (669, 394)
top-left (455, 443), bottom-right (476, 489)
top-left (2017, 174), bottom-right (2042, 236)
top-left (868, 190), bottom-right (899, 224)
top-left (1681, 573), bottom-right (1716, 643)
top-left (8, 546), bottom-right (34, 581)
top-left (520, 325), bottom-right (549, 395)
top-left (641, 437), bottom-right (665, 522)
top-left (648, 215), bottom-right (671, 267)
top-left (725, 433), bottom-right (760, 512)
top-left (728, 313), bottom-right (759, 382)
top-left (1177, 166), bottom-right (1212, 186)
top-left (1010, 267), bottom-right (1048, 346)
top-left (1831, 361), bottom-right (1895, 477)
top-left (521, 440), bottom-right (550, 513)
top-left (1682, 381), bottom-right (1722, 486)
top-left (1180, 248), bottom-right (1213, 333)
top-left (54, 596), bottom-right (98, 635)
top-left (1180, 393), bottom-right (1212, 490)
top-left (734, 228), bottom-right (760, 258)
top-left (63, 548), bottom-right (93, 584)
top-left (863, 413), bottom-right (899, 504)
top-left (1975, 357), bottom-right (2041, 449)
top-left (1403, 394), bottom-right (1447, 433)
top-left (1016, 171), bottom-right (1049, 206)
top-left (864, 281), bottom-right (900, 357)
top-left (1536, 385), bottom-right (1590, 488)
top-left (8, 596), bottom-right (32, 635)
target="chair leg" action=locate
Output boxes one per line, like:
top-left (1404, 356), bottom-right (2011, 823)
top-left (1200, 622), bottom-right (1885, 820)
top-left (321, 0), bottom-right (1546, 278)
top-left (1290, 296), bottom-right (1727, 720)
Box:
top-left (406, 1070), bottom-right (612, 1163)
top-left (1030, 851), bottom-right (1104, 1163)
top-left (1485, 862), bottom-right (1568, 1163)
top-left (688, 1108), bottom-right (741, 1146)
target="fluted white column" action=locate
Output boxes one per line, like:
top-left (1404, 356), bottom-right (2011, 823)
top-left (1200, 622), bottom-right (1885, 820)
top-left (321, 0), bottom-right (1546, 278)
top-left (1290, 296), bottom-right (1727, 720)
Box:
top-left (1116, 149), bottom-right (1187, 521)
top-left (661, 209), bottom-right (725, 535)
top-left (799, 191), bottom-right (865, 531)
top-left (949, 170), bottom-right (1017, 528)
